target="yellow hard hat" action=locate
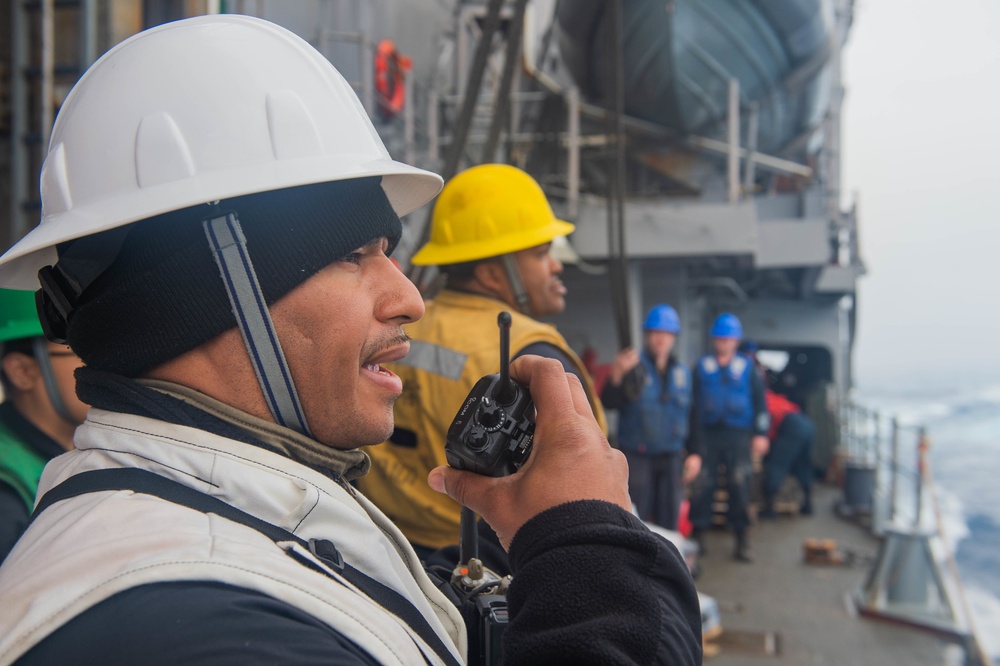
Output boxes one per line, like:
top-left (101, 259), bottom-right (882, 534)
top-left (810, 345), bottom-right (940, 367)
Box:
top-left (411, 163), bottom-right (575, 266)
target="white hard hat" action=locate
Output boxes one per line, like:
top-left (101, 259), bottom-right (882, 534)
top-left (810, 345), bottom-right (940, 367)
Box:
top-left (0, 14), bottom-right (442, 289)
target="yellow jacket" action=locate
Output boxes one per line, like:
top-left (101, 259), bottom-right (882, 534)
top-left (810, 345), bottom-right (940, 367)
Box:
top-left (358, 289), bottom-right (607, 549)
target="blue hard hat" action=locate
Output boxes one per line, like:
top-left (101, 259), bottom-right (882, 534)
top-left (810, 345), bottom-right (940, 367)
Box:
top-left (644, 304), bottom-right (680, 333)
top-left (710, 313), bottom-right (743, 339)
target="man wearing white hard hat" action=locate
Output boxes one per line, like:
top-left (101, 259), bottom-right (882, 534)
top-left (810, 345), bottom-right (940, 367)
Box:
top-left (0, 16), bottom-right (699, 665)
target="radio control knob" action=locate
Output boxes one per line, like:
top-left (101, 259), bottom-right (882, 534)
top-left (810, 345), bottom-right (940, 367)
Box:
top-left (477, 397), bottom-right (503, 429)
top-left (466, 426), bottom-right (489, 451)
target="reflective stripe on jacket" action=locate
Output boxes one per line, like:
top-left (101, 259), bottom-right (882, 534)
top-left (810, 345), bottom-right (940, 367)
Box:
top-left (359, 289), bottom-right (607, 550)
top-left (617, 354), bottom-right (690, 455)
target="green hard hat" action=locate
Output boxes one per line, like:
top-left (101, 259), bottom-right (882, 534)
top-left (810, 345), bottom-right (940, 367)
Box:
top-left (0, 289), bottom-right (44, 343)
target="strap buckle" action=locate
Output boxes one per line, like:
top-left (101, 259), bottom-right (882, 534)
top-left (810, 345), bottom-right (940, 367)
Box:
top-left (308, 538), bottom-right (345, 572)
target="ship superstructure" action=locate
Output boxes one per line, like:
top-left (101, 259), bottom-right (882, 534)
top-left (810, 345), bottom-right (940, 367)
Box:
top-left (4, 2), bottom-right (987, 663)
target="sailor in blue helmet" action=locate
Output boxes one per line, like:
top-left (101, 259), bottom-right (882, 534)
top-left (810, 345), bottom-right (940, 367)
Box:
top-left (689, 313), bottom-right (770, 562)
top-left (601, 305), bottom-right (700, 531)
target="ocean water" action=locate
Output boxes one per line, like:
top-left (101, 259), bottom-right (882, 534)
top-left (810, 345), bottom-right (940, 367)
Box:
top-left (858, 383), bottom-right (1000, 662)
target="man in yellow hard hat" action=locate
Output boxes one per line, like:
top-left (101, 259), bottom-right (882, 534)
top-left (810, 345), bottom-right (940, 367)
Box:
top-left (0, 289), bottom-right (87, 561)
top-left (359, 163), bottom-right (608, 556)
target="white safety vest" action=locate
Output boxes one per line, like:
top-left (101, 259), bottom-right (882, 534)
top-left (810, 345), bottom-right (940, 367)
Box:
top-left (0, 408), bottom-right (467, 665)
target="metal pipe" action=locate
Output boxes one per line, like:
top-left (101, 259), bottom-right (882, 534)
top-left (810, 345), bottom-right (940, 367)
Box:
top-left (727, 78), bottom-right (740, 203)
top-left (698, 138), bottom-right (813, 179)
top-left (41, 0), bottom-right (55, 152)
top-left (872, 410), bottom-right (885, 506)
top-left (744, 102), bottom-right (759, 193)
top-left (482, 0), bottom-right (529, 162)
top-left (360, 3), bottom-right (374, 115)
top-left (567, 88), bottom-right (580, 220)
top-left (428, 89), bottom-right (439, 164)
top-left (889, 417), bottom-right (899, 524)
top-left (613, 0), bottom-right (629, 348)
top-left (874, 410), bottom-right (881, 480)
top-left (606, 0), bottom-right (631, 350)
top-left (11, 0), bottom-right (28, 243)
top-left (82, 0), bottom-right (99, 67)
top-left (914, 427), bottom-right (927, 528)
top-left (403, 66), bottom-right (415, 165)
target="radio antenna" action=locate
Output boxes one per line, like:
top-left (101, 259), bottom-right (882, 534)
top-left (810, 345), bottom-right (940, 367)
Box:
top-left (495, 312), bottom-right (517, 405)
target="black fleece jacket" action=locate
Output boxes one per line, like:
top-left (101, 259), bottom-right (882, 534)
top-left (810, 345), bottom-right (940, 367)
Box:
top-left (18, 369), bottom-right (701, 665)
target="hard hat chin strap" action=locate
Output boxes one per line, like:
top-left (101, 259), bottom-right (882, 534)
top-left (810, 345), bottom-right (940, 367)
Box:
top-left (501, 254), bottom-right (531, 315)
top-left (203, 212), bottom-right (312, 436)
top-left (31, 337), bottom-right (77, 425)
top-left (36, 226), bottom-right (132, 344)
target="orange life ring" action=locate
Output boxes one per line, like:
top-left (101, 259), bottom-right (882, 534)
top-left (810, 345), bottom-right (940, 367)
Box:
top-left (375, 39), bottom-right (411, 119)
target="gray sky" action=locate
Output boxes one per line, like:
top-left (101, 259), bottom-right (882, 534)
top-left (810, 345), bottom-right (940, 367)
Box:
top-left (842, 0), bottom-right (1000, 392)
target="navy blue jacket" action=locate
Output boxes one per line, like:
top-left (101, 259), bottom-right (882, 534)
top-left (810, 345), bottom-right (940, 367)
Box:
top-left (612, 353), bottom-right (691, 455)
top-left (689, 354), bottom-right (769, 452)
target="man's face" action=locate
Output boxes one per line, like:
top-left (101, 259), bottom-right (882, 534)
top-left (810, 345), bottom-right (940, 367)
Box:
top-left (713, 337), bottom-right (740, 358)
top-left (645, 330), bottom-right (676, 360)
top-left (514, 242), bottom-right (566, 318)
top-left (270, 237), bottom-right (424, 449)
top-left (46, 343), bottom-right (88, 425)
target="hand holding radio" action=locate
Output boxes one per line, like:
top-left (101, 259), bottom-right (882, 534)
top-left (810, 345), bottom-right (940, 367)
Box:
top-left (429, 315), bottom-right (630, 550)
top-left (444, 312), bottom-right (535, 477)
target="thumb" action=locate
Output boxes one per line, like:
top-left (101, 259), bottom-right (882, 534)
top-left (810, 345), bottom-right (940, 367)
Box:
top-left (428, 466), bottom-right (494, 516)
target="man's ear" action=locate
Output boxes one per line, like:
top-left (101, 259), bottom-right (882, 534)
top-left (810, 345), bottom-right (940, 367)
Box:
top-left (472, 260), bottom-right (508, 293)
top-left (1, 353), bottom-right (39, 392)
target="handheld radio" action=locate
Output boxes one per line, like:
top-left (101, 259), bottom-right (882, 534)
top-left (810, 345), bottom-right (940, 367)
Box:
top-left (445, 312), bottom-right (535, 477)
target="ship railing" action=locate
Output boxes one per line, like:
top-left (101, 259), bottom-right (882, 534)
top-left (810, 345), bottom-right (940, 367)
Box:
top-left (838, 401), bottom-right (938, 535)
top-left (840, 401), bottom-right (992, 665)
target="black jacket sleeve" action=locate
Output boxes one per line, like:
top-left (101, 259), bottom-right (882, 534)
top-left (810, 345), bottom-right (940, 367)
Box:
top-left (504, 500), bottom-right (702, 665)
top-left (516, 341), bottom-right (582, 383)
top-left (600, 379), bottom-right (625, 410)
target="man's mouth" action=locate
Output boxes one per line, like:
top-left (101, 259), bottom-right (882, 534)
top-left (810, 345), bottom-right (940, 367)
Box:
top-left (360, 335), bottom-right (411, 394)
top-left (363, 336), bottom-right (411, 369)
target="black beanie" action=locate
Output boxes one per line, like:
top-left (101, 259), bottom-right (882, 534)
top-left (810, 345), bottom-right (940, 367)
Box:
top-left (66, 177), bottom-right (401, 378)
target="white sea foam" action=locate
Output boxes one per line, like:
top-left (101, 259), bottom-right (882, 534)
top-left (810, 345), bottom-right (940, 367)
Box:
top-left (962, 585), bottom-right (1000, 662)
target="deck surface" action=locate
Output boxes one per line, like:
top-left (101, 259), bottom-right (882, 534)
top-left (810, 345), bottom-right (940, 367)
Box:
top-left (693, 483), bottom-right (959, 665)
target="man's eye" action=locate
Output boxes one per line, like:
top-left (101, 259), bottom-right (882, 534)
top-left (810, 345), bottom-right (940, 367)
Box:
top-left (342, 252), bottom-right (364, 264)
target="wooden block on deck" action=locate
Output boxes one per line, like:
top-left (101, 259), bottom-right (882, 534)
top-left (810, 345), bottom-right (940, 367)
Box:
top-left (803, 537), bottom-right (843, 565)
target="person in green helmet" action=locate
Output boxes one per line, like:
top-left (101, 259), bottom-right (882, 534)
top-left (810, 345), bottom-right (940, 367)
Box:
top-left (0, 289), bottom-right (87, 561)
